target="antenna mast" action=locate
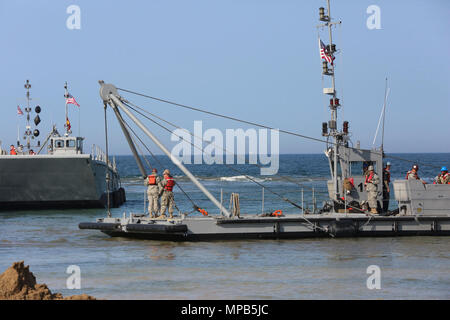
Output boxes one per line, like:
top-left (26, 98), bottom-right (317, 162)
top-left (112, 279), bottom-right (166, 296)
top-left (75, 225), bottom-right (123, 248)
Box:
top-left (64, 82), bottom-right (70, 136)
top-left (24, 80), bottom-right (32, 150)
top-left (318, 0), bottom-right (344, 200)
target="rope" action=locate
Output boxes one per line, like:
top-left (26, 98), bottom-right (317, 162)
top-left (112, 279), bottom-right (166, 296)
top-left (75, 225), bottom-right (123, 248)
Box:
top-left (117, 87), bottom-right (441, 169)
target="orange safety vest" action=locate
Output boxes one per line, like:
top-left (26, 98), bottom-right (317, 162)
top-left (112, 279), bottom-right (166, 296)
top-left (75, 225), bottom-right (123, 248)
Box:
top-left (147, 175), bottom-right (156, 185)
top-left (365, 172), bottom-right (374, 184)
top-left (10, 148), bottom-right (17, 155)
top-left (164, 176), bottom-right (175, 191)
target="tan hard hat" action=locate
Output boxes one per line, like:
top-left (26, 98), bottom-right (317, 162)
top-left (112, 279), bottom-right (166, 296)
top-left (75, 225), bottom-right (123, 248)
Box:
top-left (368, 165), bottom-right (374, 171)
top-left (163, 169), bottom-right (170, 175)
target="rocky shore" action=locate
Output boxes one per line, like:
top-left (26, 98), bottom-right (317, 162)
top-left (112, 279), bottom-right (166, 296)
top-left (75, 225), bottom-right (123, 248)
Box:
top-left (0, 261), bottom-right (96, 300)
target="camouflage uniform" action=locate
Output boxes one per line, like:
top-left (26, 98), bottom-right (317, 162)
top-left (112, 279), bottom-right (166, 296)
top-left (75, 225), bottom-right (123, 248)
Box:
top-left (406, 170), bottom-right (420, 180)
top-left (365, 169), bottom-right (380, 213)
top-left (382, 167), bottom-right (391, 212)
top-left (145, 173), bottom-right (162, 217)
top-left (160, 175), bottom-right (176, 218)
top-left (435, 173), bottom-right (450, 184)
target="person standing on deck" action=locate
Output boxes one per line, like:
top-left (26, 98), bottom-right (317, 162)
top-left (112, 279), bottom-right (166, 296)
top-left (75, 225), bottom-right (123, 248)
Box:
top-left (406, 164), bottom-right (426, 185)
top-left (160, 169), bottom-right (176, 219)
top-left (434, 167), bottom-right (450, 184)
top-left (365, 165), bottom-right (380, 214)
top-left (145, 168), bottom-right (162, 218)
top-left (382, 162), bottom-right (391, 212)
top-left (9, 145), bottom-right (17, 155)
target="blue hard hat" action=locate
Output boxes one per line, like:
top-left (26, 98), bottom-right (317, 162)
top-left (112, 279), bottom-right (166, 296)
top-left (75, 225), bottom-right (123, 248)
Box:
top-left (441, 166), bottom-right (448, 171)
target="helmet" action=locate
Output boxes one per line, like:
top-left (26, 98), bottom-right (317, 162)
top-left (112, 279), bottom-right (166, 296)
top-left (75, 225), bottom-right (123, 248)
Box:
top-left (163, 169), bottom-right (170, 175)
top-left (368, 165), bottom-right (374, 171)
top-left (412, 164), bottom-right (419, 170)
top-left (152, 168), bottom-right (157, 173)
top-left (386, 162), bottom-right (391, 166)
top-left (441, 166), bottom-right (448, 172)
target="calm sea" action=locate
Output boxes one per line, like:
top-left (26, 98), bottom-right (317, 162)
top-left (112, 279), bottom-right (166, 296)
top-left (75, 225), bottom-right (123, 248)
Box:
top-left (0, 153), bottom-right (449, 299)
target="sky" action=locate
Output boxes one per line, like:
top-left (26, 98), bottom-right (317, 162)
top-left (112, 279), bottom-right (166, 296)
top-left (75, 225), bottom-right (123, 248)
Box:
top-left (1, 0), bottom-right (449, 155)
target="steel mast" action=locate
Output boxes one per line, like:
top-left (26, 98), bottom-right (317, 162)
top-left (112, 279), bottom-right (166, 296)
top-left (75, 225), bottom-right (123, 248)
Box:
top-left (318, 0), bottom-right (343, 201)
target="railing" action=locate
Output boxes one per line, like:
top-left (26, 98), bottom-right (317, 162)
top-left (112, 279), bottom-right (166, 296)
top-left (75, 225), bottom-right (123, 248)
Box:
top-left (91, 144), bottom-right (117, 171)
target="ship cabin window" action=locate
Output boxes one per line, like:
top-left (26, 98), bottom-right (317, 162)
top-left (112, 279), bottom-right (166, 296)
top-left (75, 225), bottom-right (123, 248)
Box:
top-left (66, 139), bottom-right (76, 148)
top-left (55, 140), bottom-right (64, 148)
top-left (350, 161), bottom-right (375, 176)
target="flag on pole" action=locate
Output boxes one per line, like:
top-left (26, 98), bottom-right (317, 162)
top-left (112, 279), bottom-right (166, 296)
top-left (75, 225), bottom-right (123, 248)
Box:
top-left (319, 38), bottom-right (334, 65)
top-left (66, 117), bottom-right (71, 131)
top-left (17, 106), bottom-right (24, 115)
top-left (66, 93), bottom-right (80, 107)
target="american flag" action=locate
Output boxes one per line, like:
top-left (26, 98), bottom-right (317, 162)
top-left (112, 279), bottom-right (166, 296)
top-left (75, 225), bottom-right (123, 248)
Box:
top-left (319, 38), bottom-right (334, 65)
top-left (66, 93), bottom-right (80, 107)
top-left (17, 105), bottom-right (24, 115)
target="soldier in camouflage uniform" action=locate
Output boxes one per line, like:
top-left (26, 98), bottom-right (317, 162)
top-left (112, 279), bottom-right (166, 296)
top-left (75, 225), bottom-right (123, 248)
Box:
top-left (364, 165), bottom-right (380, 214)
top-left (434, 167), bottom-right (450, 184)
top-left (406, 164), bottom-right (426, 185)
top-left (160, 169), bottom-right (176, 218)
top-left (145, 168), bottom-right (162, 218)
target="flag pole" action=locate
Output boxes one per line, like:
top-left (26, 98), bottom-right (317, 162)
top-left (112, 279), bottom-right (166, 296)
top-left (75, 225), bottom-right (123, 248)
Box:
top-left (17, 114), bottom-right (20, 146)
top-left (64, 82), bottom-right (69, 136)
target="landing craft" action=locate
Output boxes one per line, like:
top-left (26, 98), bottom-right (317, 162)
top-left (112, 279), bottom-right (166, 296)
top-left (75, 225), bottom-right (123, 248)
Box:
top-left (0, 80), bottom-right (126, 210)
top-left (79, 0), bottom-right (450, 240)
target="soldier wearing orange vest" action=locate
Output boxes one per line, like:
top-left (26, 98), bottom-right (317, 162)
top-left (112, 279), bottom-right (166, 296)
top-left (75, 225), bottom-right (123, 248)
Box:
top-left (365, 165), bottom-right (380, 214)
top-left (9, 145), bottom-right (17, 155)
top-left (160, 169), bottom-right (176, 218)
top-left (145, 168), bottom-right (162, 218)
top-left (406, 164), bottom-right (426, 185)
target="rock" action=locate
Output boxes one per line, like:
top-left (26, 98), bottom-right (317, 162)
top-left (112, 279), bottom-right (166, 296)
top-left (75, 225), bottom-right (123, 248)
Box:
top-left (0, 261), bottom-right (96, 300)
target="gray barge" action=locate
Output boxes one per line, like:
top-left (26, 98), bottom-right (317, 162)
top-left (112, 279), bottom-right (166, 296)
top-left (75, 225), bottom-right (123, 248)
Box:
top-left (79, 0), bottom-right (450, 240)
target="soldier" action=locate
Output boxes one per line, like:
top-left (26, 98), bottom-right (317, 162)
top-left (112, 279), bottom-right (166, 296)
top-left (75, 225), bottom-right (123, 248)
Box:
top-left (364, 165), bottom-right (380, 214)
top-left (9, 145), bottom-right (17, 155)
top-left (434, 167), bottom-right (450, 184)
top-left (145, 168), bottom-right (162, 218)
top-left (406, 164), bottom-right (426, 185)
top-left (382, 162), bottom-right (391, 212)
top-left (160, 169), bottom-right (176, 219)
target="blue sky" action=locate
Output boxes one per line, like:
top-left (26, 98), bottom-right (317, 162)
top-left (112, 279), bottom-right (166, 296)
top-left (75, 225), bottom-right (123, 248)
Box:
top-left (1, 0), bottom-right (449, 155)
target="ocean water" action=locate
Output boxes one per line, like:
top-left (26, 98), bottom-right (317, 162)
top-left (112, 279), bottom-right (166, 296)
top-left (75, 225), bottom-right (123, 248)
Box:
top-left (0, 153), bottom-right (449, 300)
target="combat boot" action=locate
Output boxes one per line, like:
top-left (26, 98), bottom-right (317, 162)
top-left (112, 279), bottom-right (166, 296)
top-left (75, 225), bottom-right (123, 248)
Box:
top-left (370, 208), bottom-right (378, 214)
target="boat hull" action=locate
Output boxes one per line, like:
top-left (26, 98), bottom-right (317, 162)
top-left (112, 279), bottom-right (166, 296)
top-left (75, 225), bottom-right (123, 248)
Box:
top-left (0, 154), bottom-right (125, 211)
top-left (79, 214), bottom-right (450, 241)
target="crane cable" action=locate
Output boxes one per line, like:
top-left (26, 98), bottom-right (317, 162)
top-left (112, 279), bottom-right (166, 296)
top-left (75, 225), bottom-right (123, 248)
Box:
top-left (117, 87), bottom-right (441, 169)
